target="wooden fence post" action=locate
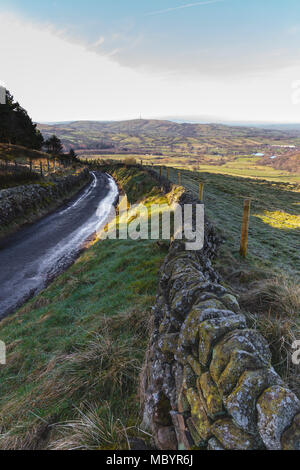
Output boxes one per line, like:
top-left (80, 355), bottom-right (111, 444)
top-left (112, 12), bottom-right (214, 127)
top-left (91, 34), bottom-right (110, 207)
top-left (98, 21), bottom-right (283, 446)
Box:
top-left (178, 171), bottom-right (181, 185)
top-left (40, 161), bottom-right (43, 177)
top-left (167, 167), bottom-right (170, 179)
top-left (30, 159), bottom-right (32, 173)
top-left (160, 166), bottom-right (162, 177)
top-left (47, 158), bottom-right (50, 172)
top-left (199, 182), bottom-right (204, 202)
top-left (240, 199), bottom-right (251, 258)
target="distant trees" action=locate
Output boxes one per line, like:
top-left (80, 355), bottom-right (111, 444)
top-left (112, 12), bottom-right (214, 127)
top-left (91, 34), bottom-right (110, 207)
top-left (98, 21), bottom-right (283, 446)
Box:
top-left (44, 137), bottom-right (79, 166)
top-left (67, 148), bottom-right (79, 165)
top-left (44, 135), bottom-right (63, 156)
top-left (0, 89), bottom-right (44, 149)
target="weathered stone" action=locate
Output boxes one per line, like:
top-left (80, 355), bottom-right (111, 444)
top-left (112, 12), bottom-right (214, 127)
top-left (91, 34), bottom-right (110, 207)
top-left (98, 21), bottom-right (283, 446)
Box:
top-left (171, 283), bottom-right (211, 318)
top-left (171, 411), bottom-right (193, 450)
top-left (224, 368), bottom-right (283, 435)
top-left (185, 387), bottom-right (211, 441)
top-left (219, 293), bottom-right (240, 313)
top-left (186, 417), bottom-right (206, 447)
top-left (182, 364), bottom-right (198, 389)
top-left (208, 283), bottom-right (227, 296)
top-left (194, 298), bottom-right (228, 313)
top-left (157, 426), bottom-right (178, 450)
top-left (199, 314), bottom-right (246, 366)
top-left (257, 386), bottom-right (300, 450)
top-left (281, 413), bottom-right (300, 450)
top-left (198, 372), bottom-right (224, 419)
top-left (178, 303), bottom-right (232, 353)
top-left (217, 350), bottom-right (267, 397)
top-left (177, 389), bottom-right (190, 413)
top-left (211, 418), bottom-right (260, 450)
top-left (207, 437), bottom-right (225, 450)
top-left (158, 333), bottom-right (179, 356)
top-left (165, 256), bottom-right (199, 280)
top-left (0, 169), bottom-right (90, 232)
top-left (210, 329), bottom-right (271, 384)
top-left (186, 355), bottom-right (202, 376)
top-left (169, 273), bottom-right (205, 303)
top-left (195, 292), bottom-right (219, 303)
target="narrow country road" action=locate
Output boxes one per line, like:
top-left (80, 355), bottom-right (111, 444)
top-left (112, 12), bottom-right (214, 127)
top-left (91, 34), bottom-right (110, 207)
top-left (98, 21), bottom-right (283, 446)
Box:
top-left (0, 172), bottom-right (118, 318)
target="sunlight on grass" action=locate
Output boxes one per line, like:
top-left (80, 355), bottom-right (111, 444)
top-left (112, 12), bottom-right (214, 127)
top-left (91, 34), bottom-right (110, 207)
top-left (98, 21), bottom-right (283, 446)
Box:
top-left (254, 210), bottom-right (300, 230)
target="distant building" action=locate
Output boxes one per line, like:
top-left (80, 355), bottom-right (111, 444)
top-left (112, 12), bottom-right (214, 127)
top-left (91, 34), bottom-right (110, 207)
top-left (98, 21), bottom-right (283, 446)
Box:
top-left (0, 86), bottom-right (5, 105)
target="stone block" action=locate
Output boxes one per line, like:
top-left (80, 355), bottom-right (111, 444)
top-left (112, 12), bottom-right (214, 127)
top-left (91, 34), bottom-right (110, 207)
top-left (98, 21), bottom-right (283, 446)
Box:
top-left (281, 413), bottom-right (300, 450)
top-left (224, 368), bottom-right (283, 435)
top-left (211, 418), bottom-right (260, 450)
top-left (257, 386), bottom-right (300, 450)
top-left (198, 372), bottom-right (224, 419)
top-left (199, 314), bottom-right (246, 366)
top-left (185, 387), bottom-right (211, 441)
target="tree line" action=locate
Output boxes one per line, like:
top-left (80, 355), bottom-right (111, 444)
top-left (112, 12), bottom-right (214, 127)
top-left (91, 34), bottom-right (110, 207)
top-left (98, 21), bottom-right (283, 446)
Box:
top-left (0, 89), bottom-right (78, 164)
top-left (0, 90), bottom-right (43, 149)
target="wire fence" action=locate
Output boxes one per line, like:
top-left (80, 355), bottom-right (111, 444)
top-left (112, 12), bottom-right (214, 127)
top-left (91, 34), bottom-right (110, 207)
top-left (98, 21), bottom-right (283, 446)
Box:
top-left (145, 164), bottom-right (300, 263)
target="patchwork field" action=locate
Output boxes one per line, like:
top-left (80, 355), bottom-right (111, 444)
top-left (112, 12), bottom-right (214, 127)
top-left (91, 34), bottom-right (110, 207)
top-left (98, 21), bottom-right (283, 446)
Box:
top-left (38, 119), bottom-right (300, 179)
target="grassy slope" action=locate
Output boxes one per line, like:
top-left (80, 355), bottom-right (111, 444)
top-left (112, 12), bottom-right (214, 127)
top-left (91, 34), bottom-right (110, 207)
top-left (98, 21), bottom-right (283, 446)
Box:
top-left (0, 167), bottom-right (168, 449)
top-left (160, 166), bottom-right (300, 279)
top-left (0, 143), bottom-right (50, 163)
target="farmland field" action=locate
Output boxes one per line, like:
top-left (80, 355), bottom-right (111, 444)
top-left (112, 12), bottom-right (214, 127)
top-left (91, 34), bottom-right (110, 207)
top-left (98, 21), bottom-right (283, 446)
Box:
top-left (38, 119), bottom-right (300, 182)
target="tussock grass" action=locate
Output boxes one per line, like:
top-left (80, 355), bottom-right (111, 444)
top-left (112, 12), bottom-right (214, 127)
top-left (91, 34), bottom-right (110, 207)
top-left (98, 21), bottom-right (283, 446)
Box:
top-left (240, 275), bottom-right (300, 396)
top-left (50, 403), bottom-right (128, 450)
top-left (63, 330), bottom-right (141, 396)
top-left (240, 276), bottom-right (300, 318)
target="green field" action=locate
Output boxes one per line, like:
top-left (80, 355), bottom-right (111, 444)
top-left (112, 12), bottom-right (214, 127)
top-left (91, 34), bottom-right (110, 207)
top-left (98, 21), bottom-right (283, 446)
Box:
top-left (39, 119), bottom-right (300, 178)
top-left (85, 153), bottom-right (300, 184)
top-left (154, 166), bottom-right (300, 278)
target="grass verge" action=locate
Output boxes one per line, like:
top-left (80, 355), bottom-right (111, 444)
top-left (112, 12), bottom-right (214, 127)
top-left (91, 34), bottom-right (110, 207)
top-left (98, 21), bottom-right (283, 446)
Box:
top-left (0, 168), bottom-right (168, 449)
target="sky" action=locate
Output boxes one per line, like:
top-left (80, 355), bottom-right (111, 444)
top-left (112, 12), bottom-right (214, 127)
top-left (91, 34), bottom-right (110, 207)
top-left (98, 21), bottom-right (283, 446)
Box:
top-left (1, 0), bottom-right (300, 122)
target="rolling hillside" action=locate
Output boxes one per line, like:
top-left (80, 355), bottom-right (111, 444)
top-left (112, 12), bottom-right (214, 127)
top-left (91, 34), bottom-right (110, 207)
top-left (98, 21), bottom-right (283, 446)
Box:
top-left (38, 119), bottom-right (300, 176)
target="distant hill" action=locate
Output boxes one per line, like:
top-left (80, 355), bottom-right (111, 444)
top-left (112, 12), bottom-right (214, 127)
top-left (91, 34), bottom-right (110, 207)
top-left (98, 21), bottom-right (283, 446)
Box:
top-left (37, 119), bottom-right (300, 175)
top-left (38, 119), bottom-right (299, 151)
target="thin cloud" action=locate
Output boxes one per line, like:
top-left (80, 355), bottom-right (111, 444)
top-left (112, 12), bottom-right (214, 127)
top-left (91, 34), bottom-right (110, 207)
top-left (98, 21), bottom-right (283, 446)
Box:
top-left (146, 0), bottom-right (224, 17)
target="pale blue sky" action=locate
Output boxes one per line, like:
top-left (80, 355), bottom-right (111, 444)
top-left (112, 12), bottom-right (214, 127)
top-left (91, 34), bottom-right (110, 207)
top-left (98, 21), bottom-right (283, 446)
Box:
top-left (1, 1), bottom-right (300, 121)
top-left (2, 0), bottom-right (300, 74)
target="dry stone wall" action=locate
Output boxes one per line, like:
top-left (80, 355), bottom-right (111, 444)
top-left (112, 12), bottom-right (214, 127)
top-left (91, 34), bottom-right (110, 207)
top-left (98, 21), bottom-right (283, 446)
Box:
top-left (0, 169), bottom-right (90, 239)
top-left (141, 178), bottom-right (300, 451)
